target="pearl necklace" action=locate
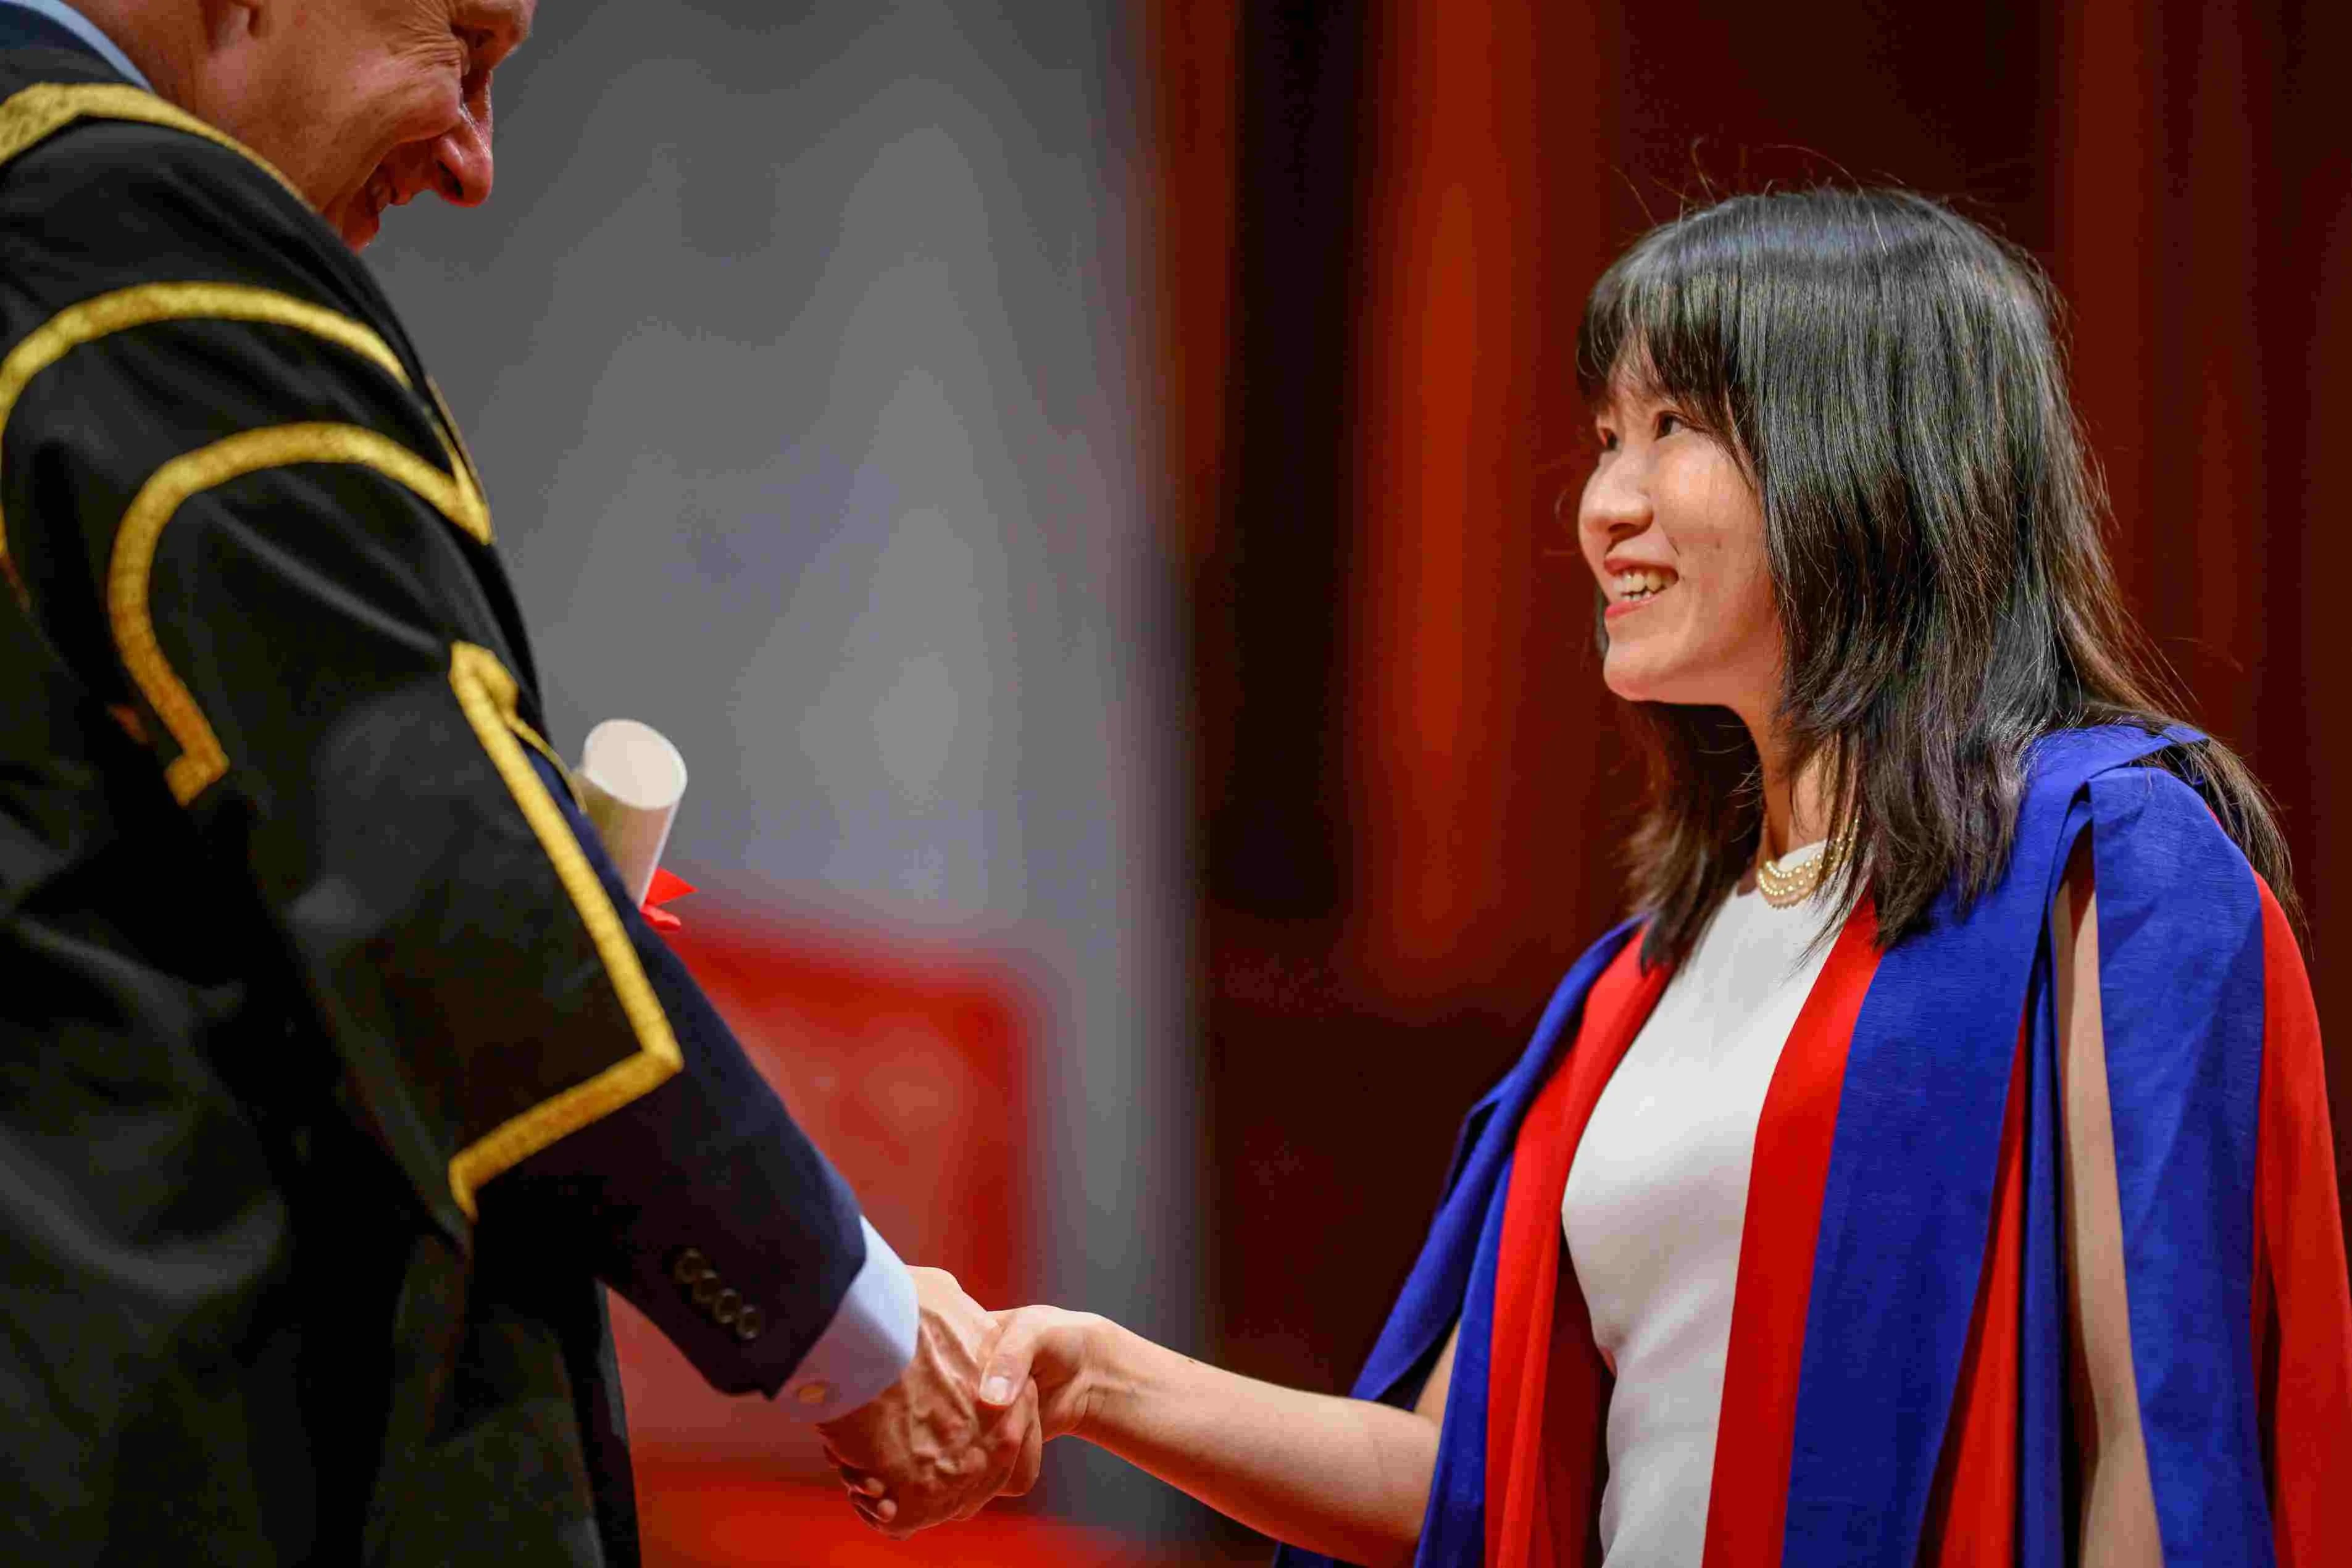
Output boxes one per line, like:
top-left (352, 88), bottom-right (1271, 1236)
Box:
top-left (1754, 822), bottom-right (1856, 909)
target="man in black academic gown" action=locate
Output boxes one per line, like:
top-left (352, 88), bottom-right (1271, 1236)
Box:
top-left (0, 1), bottom-right (1038, 1561)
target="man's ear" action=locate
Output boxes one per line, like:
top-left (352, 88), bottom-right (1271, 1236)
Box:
top-left (198, 0), bottom-right (267, 51)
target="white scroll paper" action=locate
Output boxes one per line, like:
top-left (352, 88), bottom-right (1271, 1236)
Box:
top-left (575, 719), bottom-right (688, 907)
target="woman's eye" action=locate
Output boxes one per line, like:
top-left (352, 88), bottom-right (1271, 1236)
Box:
top-left (1656, 411), bottom-right (1688, 438)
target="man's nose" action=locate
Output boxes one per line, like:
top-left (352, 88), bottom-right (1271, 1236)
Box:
top-left (432, 114), bottom-right (494, 207)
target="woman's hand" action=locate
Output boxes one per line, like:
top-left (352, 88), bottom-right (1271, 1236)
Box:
top-left (975, 1304), bottom-right (1110, 1443)
top-left (848, 1304), bottom-right (1445, 1566)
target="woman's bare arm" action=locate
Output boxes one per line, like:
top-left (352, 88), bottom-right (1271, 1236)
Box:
top-left (943, 1309), bottom-right (1459, 1568)
top-left (2053, 844), bottom-right (2162, 1567)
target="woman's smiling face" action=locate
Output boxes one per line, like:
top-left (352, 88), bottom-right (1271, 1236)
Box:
top-left (1575, 367), bottom-right (1785, 732)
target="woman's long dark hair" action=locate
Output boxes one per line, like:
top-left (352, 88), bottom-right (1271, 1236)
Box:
top-left (1576, 188), bottom-right (2296, 967)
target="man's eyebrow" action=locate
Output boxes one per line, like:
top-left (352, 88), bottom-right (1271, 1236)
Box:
top-left (462, 0), bottom-right (533, 46)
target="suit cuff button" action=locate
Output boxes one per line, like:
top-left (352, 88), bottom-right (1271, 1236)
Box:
top-left (734, 1305), bottom-right (764, 1342)
top-left (671, 1249), bottom-right (709, 1288)
top-left (714, 1288), bottom-right (741, 1325)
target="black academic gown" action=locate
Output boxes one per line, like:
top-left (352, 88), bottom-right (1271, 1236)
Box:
top-left (0, 15), bottom-right (876, 1564)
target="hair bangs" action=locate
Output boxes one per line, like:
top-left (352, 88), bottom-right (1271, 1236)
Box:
top-left (1576, 216), bottom-right (1747, 444)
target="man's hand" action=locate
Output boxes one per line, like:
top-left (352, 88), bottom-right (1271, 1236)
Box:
top-left (819, 1267), bottom-right (1041, 1537)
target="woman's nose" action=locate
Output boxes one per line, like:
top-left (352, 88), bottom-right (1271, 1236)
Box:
top-left (1578, 456), bottom-right (1651, 546)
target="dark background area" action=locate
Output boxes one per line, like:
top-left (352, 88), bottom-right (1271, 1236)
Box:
top-left (1156, 6), bottom-right (2350, 1553)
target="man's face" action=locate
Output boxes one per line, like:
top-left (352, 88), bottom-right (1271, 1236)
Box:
top-left (229, 0), bottom-right (535, 249)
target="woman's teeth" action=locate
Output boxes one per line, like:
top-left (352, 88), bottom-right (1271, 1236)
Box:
top-left (1614, 569), bottom-right (1674, 601)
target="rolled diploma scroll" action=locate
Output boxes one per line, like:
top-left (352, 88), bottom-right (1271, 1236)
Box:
top-left (575, 719), bottom-right (687, 908)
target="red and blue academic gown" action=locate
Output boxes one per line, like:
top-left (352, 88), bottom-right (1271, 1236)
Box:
top-left (1276, 725), bottom-right (2352, 1567)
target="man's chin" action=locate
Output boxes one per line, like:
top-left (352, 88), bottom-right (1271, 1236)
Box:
top-left (327, 196), bottom-right (384, 252)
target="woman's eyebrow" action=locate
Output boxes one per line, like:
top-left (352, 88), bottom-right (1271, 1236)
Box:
top-left (1592, 386), bottom-right (1646, 421)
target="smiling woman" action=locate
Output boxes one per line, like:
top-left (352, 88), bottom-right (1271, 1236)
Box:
top-left (879, 189), bottom-right (2352, 1568)
top-left (1574, 190), bottom-right (2298, 970)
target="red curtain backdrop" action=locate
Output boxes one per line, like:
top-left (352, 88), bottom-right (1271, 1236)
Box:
top-left (1174, 0), bottom-right (2352, 1487)
top-left (1344, 0), bottom-right (1610, 999)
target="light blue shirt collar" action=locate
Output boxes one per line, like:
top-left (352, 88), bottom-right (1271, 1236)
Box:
top-left (1, 0), bottom-right (152, 90)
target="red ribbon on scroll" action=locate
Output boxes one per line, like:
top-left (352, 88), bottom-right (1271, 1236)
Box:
top-left (640, 866), bottom-right (696, 931)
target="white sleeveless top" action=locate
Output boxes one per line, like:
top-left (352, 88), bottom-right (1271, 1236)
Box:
top-left (1559, 854), bottom-right (1835, 1565)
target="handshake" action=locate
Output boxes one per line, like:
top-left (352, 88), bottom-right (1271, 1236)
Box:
top-left (816, 1266), bottom-right (1093, 1538)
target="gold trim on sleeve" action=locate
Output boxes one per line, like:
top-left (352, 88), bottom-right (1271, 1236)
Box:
top-left (0, 87), bottom-right (494, 590)
top-left (0, 281), bottom-right (421, 573)
top-left (445, 641), bottom-right (683, 1220)
top-left (506, 714), bottom-right (588, 814)
top-left (109, 421), bottom-right (491, 803)
top-left (423, 375), bottom-right (491, 525)
top-left (0, 81), bottom-right (301, 198)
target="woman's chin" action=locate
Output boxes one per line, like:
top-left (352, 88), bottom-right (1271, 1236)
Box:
top-left (1600, 656), bottom-right (1674, 706)
top-left (1601, 659), bottom-right (1743, 714)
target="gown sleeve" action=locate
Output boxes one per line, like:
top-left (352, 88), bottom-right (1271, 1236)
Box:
top-left (0, 100), bottom-right (913, 1407)
top-left (2082, 764), bottom-right (2352, 1564)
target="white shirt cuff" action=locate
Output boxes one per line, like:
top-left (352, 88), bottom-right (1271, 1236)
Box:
top-left (776, 1219), bottom-right (918, 1420)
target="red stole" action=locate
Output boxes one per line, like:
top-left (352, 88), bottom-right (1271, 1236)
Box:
top-left (1482, 903), bottom-right (1883, 1568)
top-left (1482, 932), bottom-right (1665, 1568)
top-left (2248, 881), bottom-right (2352, 1567)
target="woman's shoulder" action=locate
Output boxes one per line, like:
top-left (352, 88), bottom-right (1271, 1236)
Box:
top-left (2084, 756), bottom-right (2237, 846)
top-left (2079, 745), bottom-right (2264, 877)
top-left (2072, 749), bottom-right (2285, 975)
top-left (2022, 725), bottom-right (2253, 878)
